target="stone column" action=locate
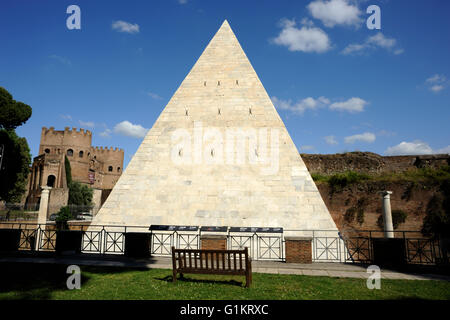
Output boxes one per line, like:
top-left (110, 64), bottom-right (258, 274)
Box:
top-left (38, 186), bottom-right (52, 225)
top-left (380, 191), bottom-right (394, 238)
top-left (285, 237), bottom-right (312, 263)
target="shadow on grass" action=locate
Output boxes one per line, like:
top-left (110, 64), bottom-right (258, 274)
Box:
top-left (0, 262), bottom-right (147, 300)
top-left (156, 275), bottom-right (245, 287)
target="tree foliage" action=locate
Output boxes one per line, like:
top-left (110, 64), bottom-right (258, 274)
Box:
top-left (377, 209), bottom-right (408, 230)
top-left (64, 155), bottom-right (72, 185)
top-left (0, 129), bottom-right (31, 202)
top-left (68, 181), bottom-right (93, 214)
top-left (422, 180), bottom-right (450, 238)
top-left (0, 87), bottom-right (32, 130)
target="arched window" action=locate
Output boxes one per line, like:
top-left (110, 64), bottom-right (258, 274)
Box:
top-left (44, 148), bottom-right (50, 154)
top-left (117, 167), bottom-right (121, 172)
top-left (108, 166), bottom-right (113, 172)
top-left (79, 151), bottom-right (84, 158)
top-left (46, 175), bottom-right (56, 187)
top-left (67, 149), bottom-right (73, 157)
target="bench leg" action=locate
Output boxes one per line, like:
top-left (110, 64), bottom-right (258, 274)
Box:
top-left (245, 273), bottom-right (251, 288)
top-left (173, 270), bottom-right (177, 283)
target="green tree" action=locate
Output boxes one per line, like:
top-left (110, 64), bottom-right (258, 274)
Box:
top-left (0, 129), bottom-right (31, 203)
top-left (0, 87), bottom-right (32, 130)
top-left (377, 209), bottom-right (408, 230)
top-left (68, 181), bottom-right (93, 214)
top-left (0, 87), bottom-right (32, 204)
top-left (64, 155), bottom-right (72, 185)
top-left (422, 182), bottom-right (450, 238)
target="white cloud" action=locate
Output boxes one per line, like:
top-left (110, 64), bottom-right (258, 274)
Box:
top-left (431, 85), bottom-right (444, 93)
top-left (425, 74), bottom-right (447, 93)
top-left (60, 114), bottom-right (72, 121)
top-left (385, 141), bottom-right (450, 156)
top-left (78, 120), bottom-right (95, 128)
top-left (273, 96), bottom-right (367, 115)
top-left (271, 96), bottom-right (329, 114)
top-left (307, 0), bottom-right (362, 28)
top-left (112, 20), bottom-right (140, 34)
top-left (99, 129), bottom-right (112, 138)
top-left (324, 135), bottom-right (338, 145)
top-left (301, 145), bottom-right (316, 152)
top-left (49, 54), bottom-right (72, 66)
top-left (344, 132), bottom-right (376, 144)
top-left (384, 141), bottom-right (433, 155)
top-left (271, 18), bottom-right (331, 53)
top-left (367, 33), bottom-right (396, 49)
top-left (342, 32), bottom-right (403, 55)
top-left (341, 43), bottom-right (367, 55)
top-left (435, 145), bottom-right (450, 154)
top-left (114, 121), bottom-right (148, 138)
top-left (329, 97), bottom-right (368, 113)
top-left (147, 92), bottom-right (163, 100)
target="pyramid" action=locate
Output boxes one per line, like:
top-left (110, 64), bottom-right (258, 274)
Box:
top-left (92, 20), bottom-right (338, 236)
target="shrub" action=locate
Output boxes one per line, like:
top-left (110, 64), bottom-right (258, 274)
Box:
top-left (344, 207), bottom-right (356, 223)
top-left (377, 209), bottom-right (408, 230)
top-left (55, 206), bottom-right (73, 223)
top-left (356, 208), bottom-right (365, 225)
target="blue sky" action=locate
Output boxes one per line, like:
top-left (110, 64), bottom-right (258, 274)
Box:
top-left (1, 0), bottom-right (449, 169)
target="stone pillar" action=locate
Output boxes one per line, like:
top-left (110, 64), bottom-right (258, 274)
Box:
top-left (38, 186), bottom-right (51, 225)
top-left (285, 237), bottom-right (312, 263)
top-left (380, 191), bottom-right (394, 238)
top-left (200, 235), bottom-right (227, 250)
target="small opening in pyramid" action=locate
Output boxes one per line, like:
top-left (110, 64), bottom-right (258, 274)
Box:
top-left (211, 149), bottom-right (215, 157)
top-left (185, 109), bottom-right (188, 116)
top-left (218, 81), bottom-right (220, 86)
top-left (236, 80), bottom-right (239, 85)
top-left (218, 108), bottom-right (221, 115)
top-left (179, 149), bottom-right (183, 157)
top-left (249, 107), bottom-right (252, 115)
top-left (204, 81), bottom-right (206, 86)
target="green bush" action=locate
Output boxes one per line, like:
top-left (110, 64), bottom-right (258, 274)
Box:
top-left (356, 208), bottom-right (365, 225)
top-left (377, 209), bottom-right (408, 230)
top-left (344, 207), bottom-right (356, 223)
top-left (68, 181), bottom-right (93, 214)
top-left (55, 206), bottom-right (73, 223)
top-left (326, 171), bottom-right (370, 191)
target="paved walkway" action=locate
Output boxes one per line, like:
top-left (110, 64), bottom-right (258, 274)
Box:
top-left (1, 254), bottom-right (449, 281)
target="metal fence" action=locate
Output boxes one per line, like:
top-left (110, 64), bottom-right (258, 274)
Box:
top-left (0, 222), bottom-right (447, 265)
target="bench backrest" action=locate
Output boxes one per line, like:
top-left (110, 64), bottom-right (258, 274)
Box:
top-left (171, 247), bottom-right (250, 275)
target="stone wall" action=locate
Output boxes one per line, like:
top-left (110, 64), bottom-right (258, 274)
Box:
top-left (302, 152), bottom-right (449, 175)
top-left (316, 181), bottom-right (440, 233)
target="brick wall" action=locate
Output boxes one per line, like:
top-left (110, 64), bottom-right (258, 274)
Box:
top-left (285, 237), bottom-right (312, 263)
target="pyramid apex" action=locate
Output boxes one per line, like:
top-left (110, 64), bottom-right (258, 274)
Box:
top-left (219, 19), bottom-right (231, 29)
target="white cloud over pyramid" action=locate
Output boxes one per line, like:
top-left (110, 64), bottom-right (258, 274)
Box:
top-left (92, 20), bottom-right (338, 235)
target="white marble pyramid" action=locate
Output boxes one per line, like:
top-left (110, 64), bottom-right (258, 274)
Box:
top-left (91, 20), bottom-right (338, 236)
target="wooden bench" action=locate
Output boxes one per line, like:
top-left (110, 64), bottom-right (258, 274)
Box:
top-left (171, 246), bottom-right (252, 288)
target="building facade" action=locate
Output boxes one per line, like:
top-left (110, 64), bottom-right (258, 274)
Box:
top-left (26, 127), bottom-right (124, 214)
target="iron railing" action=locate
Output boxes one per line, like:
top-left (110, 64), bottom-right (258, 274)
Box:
top-left (0, 222), bottom-right (447, 265)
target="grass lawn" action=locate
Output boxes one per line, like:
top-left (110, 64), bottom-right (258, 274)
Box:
top-left (0, 263), bottom-right (449, 300)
